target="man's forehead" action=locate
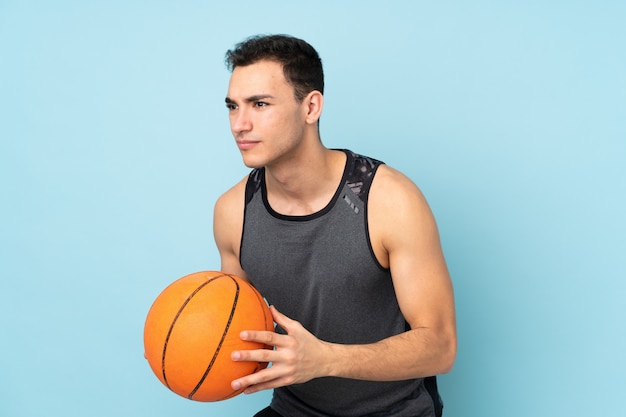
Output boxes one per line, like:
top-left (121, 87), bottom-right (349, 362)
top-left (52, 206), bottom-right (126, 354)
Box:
top-left (232, 60), bottom-right (283, 80)
top-left (227, 61), bottom-right (290, 97)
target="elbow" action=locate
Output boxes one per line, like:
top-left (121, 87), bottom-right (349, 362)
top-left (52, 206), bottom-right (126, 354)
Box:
top-left (438, 332), bottom-right (457, 374)
top-left (439, 349), bottom-right (456, 374)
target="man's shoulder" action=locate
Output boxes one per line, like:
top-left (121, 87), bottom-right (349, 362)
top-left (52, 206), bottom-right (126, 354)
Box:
top-left (215, 175), bottom-right (249, 211)
top-left (369, 164), bottom-right (429, 213)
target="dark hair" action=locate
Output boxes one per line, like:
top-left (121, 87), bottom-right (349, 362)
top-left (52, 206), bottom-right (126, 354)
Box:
top-left (225, 34), bottom-right (324, 102)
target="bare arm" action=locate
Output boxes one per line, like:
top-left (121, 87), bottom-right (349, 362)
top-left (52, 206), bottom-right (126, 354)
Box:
top-left (213, 177), bottom-right (248, 280)
top-left (326, 165), bottom-right (456, 380)
top-left (231, 165), bottom-right (456, 393)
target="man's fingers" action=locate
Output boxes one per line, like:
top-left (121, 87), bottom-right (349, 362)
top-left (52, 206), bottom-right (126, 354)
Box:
top-left (240, 329), bottom-right (278, 345)
top-left (231, 367), bottom-right (295, 394)
top-left (231, 364), bottom-right (279, 391)
top-left (231, 346), bottom-right (276, 362)
top-left (270, 305), bottom-right (295, 329)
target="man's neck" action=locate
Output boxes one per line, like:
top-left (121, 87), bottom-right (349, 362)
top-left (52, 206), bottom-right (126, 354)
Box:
top-left (264, 147), bottom-right (346, 216)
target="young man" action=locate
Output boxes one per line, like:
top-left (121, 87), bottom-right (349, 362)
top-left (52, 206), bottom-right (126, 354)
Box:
top-left (213, 34), bottom-right (456, 417)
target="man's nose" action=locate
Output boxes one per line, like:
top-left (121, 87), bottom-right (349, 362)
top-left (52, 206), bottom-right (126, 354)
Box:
top-left (231, 108), bottom-right (252, 134)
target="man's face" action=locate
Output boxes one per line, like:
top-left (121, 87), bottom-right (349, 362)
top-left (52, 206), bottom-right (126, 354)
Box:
top-left (225, 60), bottom-right (307, 168)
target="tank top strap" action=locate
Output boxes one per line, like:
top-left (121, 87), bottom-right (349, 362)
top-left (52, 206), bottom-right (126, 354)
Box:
top-left (341, 149), bottom-right (385, 202)
top-left (245, 167), bottom-right (264, 205)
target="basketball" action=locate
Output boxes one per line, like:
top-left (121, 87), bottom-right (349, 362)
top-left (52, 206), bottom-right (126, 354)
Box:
top-left (143, 271), bottom-right (274, 402)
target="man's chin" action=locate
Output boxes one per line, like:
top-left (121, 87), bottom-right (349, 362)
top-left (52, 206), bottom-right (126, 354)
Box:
top-left (240, 153), bottom-right (265, 169)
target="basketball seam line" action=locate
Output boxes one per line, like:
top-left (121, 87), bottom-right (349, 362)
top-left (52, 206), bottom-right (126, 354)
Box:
top-left (160, 273), bottom-right (228, 391)
top-left (188, 275), bottom-right (240, 400)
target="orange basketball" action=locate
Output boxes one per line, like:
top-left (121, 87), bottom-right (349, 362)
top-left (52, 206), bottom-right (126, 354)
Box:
top-left (143, 271), bottom-right (274, 402)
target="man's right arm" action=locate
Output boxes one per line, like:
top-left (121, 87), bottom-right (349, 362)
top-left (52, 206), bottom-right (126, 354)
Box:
top-left (213, 177), bottom-right (248, 280)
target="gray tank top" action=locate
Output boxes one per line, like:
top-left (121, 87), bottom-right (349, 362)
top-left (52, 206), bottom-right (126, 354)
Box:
top-left (240, 149), bottom-right (442, 417)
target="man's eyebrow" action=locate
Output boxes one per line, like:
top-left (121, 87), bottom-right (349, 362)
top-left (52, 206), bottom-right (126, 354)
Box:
top-left (244, 94), bottom-right (274, 102)
top-left (225, 94), bottom-right (274, 104)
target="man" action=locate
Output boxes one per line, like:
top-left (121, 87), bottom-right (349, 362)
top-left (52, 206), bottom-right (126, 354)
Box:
top-left (213, 34), bottom-right (456, 417)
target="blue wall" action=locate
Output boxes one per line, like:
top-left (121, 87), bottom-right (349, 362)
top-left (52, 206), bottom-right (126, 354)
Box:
top-left (1, 1), bottom-right (624, 416)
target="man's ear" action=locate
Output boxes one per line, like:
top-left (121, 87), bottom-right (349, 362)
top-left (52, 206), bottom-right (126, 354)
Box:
top-left (304, 90), bottom-right (324, 125)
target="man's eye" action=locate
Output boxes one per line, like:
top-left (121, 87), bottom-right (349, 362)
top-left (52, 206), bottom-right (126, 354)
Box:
top-left (226, 104), bottom-right (237, 110)
top-left (255, 102), bottom-right (268, 108)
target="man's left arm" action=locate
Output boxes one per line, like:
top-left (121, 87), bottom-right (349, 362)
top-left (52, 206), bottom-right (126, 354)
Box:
top-left (324, 165), bottom-right (457, 380)
top-left (231, 166), bottom-right (457, 392)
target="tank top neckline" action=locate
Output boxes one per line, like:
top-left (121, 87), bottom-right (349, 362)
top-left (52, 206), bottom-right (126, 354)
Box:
top-left (260, 149), bottom-right (352, 222)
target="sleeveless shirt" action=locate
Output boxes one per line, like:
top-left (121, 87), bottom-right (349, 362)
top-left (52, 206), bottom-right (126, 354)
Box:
top-left (240, 149), bottom-right (442, 417)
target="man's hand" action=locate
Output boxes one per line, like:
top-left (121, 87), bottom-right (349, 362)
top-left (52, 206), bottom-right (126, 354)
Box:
top-left (230, 306), bottom-right (332, 394)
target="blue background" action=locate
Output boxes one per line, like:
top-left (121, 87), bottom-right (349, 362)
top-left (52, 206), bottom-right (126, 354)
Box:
top-left (1, 1), bottom-right (624, 416)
